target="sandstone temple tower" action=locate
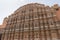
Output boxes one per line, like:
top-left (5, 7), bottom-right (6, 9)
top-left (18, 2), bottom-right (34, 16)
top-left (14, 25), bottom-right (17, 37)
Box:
top-left (1, 3), bottom-right (60, 40)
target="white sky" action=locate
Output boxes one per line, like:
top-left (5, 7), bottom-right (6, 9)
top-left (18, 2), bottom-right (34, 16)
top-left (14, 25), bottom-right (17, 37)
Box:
top-left (0, 0), bottom-right (60, 25)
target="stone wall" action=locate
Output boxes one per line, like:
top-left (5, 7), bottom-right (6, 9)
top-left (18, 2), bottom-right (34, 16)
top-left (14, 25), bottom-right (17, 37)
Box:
top-left (1, 3), bottom-right (60, 40)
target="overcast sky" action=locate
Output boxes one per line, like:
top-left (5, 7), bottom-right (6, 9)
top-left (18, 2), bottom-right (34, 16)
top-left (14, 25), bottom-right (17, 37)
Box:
top-left (0, 0), bottom-right (60, 25)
